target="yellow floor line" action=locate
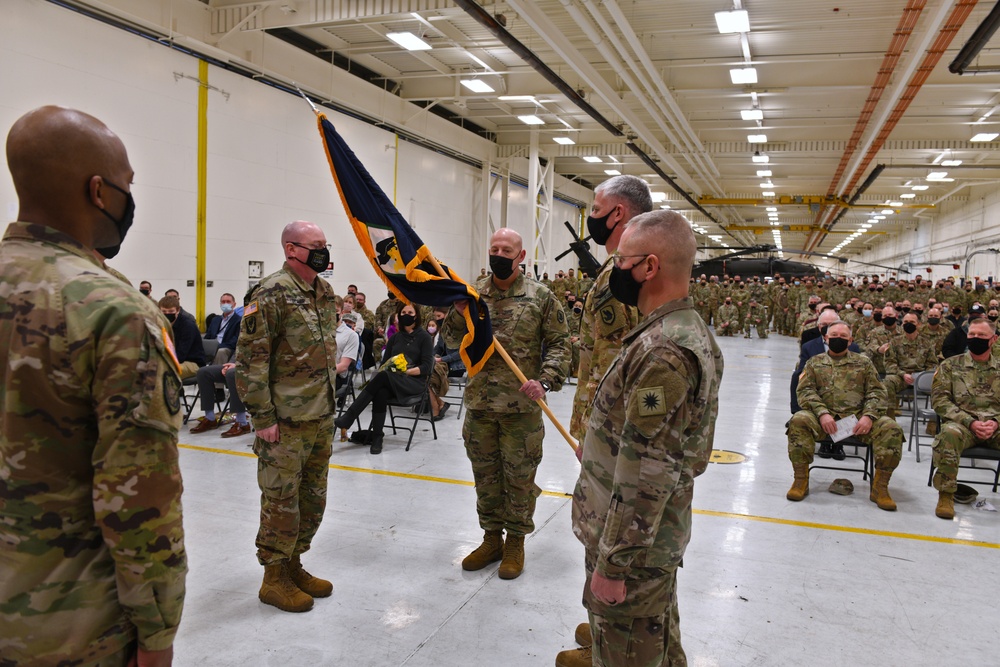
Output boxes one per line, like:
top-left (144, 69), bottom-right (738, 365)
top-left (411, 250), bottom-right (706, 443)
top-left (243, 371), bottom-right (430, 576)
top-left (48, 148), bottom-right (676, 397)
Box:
top-left (179, 443), bottom-right (999, 549)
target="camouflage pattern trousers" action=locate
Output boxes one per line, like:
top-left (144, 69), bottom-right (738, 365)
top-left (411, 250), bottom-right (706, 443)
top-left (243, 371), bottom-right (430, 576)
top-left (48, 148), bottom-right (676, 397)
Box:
top-left (583, 552), bottom-right (685, 667)
top-left (462, 409), bottom-right (543, 535)
top-left (253, 415), bottom-right (334, 565)
top-left (932, 422), bottom-right (1000, 493)
top-left (787, 411), bottom-right (903, 469)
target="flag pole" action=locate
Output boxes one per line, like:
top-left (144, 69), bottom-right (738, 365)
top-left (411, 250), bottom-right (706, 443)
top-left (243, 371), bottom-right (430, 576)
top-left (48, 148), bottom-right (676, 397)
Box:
top-left (425, 256), bottom-right (579, 452)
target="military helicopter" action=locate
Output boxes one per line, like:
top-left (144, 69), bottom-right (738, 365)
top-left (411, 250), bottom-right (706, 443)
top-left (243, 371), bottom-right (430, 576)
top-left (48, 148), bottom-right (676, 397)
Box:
top-left (693, 244), bottom-right (912, 281)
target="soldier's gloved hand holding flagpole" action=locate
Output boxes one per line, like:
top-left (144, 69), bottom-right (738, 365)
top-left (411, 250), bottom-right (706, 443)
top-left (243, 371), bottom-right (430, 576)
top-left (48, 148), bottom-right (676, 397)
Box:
top-left (303, 91), bottom-right (579, 453)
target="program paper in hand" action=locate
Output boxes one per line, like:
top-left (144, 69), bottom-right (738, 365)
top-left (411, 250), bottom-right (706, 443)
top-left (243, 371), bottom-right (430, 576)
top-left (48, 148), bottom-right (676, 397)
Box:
top-left (830, 415), bottom-right (859, 443)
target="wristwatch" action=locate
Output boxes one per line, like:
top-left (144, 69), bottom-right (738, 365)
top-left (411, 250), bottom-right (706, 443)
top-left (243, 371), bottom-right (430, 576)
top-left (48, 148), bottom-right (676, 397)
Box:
top-left (539, 380), bottom-right (551, 393)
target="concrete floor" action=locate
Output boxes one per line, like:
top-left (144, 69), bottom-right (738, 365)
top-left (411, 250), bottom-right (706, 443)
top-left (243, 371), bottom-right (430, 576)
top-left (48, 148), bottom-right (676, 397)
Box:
top-left (173, 333), bottom-right (999, 667)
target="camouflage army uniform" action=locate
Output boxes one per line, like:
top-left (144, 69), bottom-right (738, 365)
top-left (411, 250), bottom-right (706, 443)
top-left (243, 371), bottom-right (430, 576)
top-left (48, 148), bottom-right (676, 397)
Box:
top-left (570, 261), bottom-right (641, 440)
top-left (930, 351), bottom-right (1000, 493)
top-left (863, 325), bottom-right (902, 375)
top-left (743, 303), bottom-right (768, 339)
top-left (444, 273), bottom-right (570, 536)
top-left (789, 351), bottom-right (903, 469)
top-left (236, 262), bottom-right (338, 566)
top-left (883, 334), bottom-right (938, 410)
top-left (356, 303), bottom-right (377, 332)
top-left (921, 322), bottom-right (951, 358)
top-left (0, 223), bottom-right (186, 663)
top-left (567, 304), bottom-right (584, 377)
top-left (693, 281), bottom-right (711, 324)
top-left (715, 303), bottom-right (740, 336)
top-left (371, 295), bottom-right (400, 361)
top-left (574, 298), bottom-right (723, 667)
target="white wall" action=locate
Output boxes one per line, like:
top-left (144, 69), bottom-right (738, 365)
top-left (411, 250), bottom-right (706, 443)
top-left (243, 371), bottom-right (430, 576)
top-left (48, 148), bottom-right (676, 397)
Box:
top-left (1, 0), bottom-right (595, 319)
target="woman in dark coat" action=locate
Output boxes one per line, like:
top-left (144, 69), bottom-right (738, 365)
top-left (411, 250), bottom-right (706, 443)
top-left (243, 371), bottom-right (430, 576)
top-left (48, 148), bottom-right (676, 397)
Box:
top-left (335, 300), bottom-right (434, 454)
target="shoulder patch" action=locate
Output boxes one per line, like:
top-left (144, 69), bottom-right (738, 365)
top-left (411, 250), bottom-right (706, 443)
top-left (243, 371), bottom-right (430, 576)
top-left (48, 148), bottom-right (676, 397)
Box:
top-left (636, 386), bottom-right (667, 417)
top-left (161, 326), bottom-right (182, 375)
top-left (245, 300), bottom-right (259, 316)
top-left (557, 309), bottom-right (566, 324)
top-left (163, 371), bottom-right (181, 415)
top-left (600, 306), bottom-right (617, 326)
top-left (244, 316), bottom-right (257, 334)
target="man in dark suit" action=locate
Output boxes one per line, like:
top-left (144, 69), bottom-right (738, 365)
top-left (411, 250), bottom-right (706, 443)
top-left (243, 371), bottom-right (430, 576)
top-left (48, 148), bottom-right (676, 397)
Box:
top-left (205, 292), bottom-right (242, 364)
top-left (791, 310), bottom-right (860, 459)
top-left (159, 294), bottom-right (205, 378)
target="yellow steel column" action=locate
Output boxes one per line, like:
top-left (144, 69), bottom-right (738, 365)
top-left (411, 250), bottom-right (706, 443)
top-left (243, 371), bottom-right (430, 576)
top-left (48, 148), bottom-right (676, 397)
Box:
top-left (196, 59), bottom-right (208, 329)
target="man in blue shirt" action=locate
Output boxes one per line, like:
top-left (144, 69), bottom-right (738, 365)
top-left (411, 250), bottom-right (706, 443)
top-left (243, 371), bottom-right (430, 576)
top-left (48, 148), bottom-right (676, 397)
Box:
top-left (206, 292), bottom-right (242, 364)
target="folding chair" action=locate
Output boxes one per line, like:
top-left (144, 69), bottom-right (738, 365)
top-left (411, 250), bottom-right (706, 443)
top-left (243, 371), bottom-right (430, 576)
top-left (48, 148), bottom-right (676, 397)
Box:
top-left (335, 359), bottom-right (360, 418)
top-left (809, 435), bottom-right (874, 484)
top-left (907, 370), bottom-right (938, 462)
top-left (442, 372), bottom-right (467, 420)
top-left (385, 374), bottom-right (438, 451)
top-left (928, 445), bottom-right (1000, 493)
top-left (181, 339), bottom-right (222, 424)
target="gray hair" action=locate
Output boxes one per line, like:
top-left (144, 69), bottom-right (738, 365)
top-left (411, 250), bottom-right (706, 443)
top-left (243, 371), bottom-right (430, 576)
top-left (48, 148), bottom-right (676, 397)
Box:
top-left (827, 319), bottom-right (852, 334)
top-left (595, 175), bottom-right (653, 217)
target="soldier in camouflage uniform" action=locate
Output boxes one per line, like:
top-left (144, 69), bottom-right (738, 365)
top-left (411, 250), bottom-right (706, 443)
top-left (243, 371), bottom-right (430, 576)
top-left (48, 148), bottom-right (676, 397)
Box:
top-left (559, 211), bottom-right (723, 667)
top-left (743, 298), bottom-right (768, 339)
top-left (929, 318), bottom-right (1000, 519)
top-left (443, 228), bottom-right (570, 581)
top-left (715, 298), bottom-right (740, 336)
top-left (371, 291), bottom-right (399, 362)
top-left (883, 312), bottom-right (938, 413)
top-left (236, 220), bottom-right (339, 613)
top-left (921, 307), bottom-right (951, 358)
top-left (570, 175), bottom-right (649, 442)
top-left (0, 106), bottom-right (186, 665)
top-left (567, 298), bottom-right (584, 377)
top-left (788, 321), bottom-right (903, 511)
top-left (863, 306), bottom-right (901, 375)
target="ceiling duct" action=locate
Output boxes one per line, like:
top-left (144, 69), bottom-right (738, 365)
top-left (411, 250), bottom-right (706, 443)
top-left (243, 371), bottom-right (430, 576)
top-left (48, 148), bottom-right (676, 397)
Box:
top-left (949, 0), bottom-right (1000, 74)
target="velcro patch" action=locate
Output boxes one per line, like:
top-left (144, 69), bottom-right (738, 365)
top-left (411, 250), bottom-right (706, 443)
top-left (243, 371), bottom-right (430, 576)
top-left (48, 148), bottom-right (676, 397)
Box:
top-left (161, 326), bottom-right (182, 375)
top-left (636, 386), bottom-right (667, 417)
top-left (245, 301), bottom-right (259, 316)
top-left (244, 316), bottom-right (257, 334)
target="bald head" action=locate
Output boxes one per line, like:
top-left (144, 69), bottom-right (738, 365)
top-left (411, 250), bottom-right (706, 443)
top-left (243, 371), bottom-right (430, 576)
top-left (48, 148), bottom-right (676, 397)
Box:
top-left (281, 220), bottom-right (324, 246)
top-left (622, 210), bottom-right (696, 280)
top-left (490, 228), bottom-right (523, 254)
top-left (6, 105), bottom-right (132, 247)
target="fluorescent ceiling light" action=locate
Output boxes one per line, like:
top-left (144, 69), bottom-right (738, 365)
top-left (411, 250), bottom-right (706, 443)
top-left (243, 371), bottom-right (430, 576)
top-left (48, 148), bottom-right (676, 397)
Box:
top-left (499, 95), bottom-right (536, 102)
top-left (604, 169), bottom-right (621, 176)
top-left (941, 159), bottom-right (963, 166)
top-left (752, 151), bottom-right (769, 163)
top-left (730, 68), bottom-right (758, 85)
top-left (748, 134), bottom-right (767, 143)
top-left (715, 9), bottom-right (750, 34)
top-left (386, 32), bottom-right (432, 51)
top-left (926, 171), bottom-right (948, 181)
top-left (911, 184), bottom-right (929, 191)
top-left (759, 182), bottom-right (774, 188)
top-left (757, 170), bottom-right (772, 177)
top-left (889, 201), bottom-right (903, 207)
top-left (873, 215), bottom-right (886, 220)
top-left (900, 193), bottom-right (916, 199)
top-left (762, 191), bottom-right (775, 197)
top-left (741, 109), bottom-right (764, 121)
top-left (765, 206), bottom-right (777, 212)
top-left (659, 204), bottom-right (671, 209)
top-left (651, 192), bottom-right (668, 202)
top-left (862, 224), bottom-right (872, 229)
top-left (881, 209), bottom-right (894, 214)
top-left (582, 156), bottom-right (602, 163)
top-left (553, 136), bottom-right (575, 145)
top-left (518, 115), bottom-right (544, 125)
top-left (460, 79), bottom-right (494, 93)
top-left (971, 133), bottom-right (999, 142)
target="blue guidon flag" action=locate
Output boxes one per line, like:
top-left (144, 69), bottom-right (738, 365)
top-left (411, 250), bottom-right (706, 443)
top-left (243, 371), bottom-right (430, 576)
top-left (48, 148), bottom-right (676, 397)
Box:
top-left (316, 114), bottom-right (495, 376)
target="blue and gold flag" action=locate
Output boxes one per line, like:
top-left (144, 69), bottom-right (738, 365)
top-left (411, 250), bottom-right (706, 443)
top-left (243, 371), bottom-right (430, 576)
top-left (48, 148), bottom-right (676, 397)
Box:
top-left (316, 114), bottom-right (494, 376)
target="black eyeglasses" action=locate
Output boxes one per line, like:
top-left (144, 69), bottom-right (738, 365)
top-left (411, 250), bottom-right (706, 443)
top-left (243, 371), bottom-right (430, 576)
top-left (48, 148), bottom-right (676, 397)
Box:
top-left (290, 242), bottom-right (331, 251)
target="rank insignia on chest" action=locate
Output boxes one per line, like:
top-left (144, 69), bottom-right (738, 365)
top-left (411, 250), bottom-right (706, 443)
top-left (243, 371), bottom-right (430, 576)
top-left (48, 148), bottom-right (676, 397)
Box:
top-left (637, 386), bottom-right (667, 417)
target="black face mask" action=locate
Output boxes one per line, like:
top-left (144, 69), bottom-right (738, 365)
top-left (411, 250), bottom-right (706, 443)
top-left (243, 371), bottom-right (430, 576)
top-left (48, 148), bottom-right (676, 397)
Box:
top-left (808, 303), bottom-right (817, 312)
top-left (586, 209), bottom-right (619, 246)
top-left (398, 313), bottom-right (416, 328)
top-left (95, 178), bottom-right (136, 259)
top-left (140, 288), bottom-right (151, 296)
top-left (291, 243), bottom-right (330, 272)
top-left (573, 306), bottom-right (583, 314)
top-left (967, 337), bottom-right (992, 355)
top-left (828, 337), bottom-right (850, 354)
top-left (873, 312), bottom-right (883, 322)
top-left (883, 317), bottom-right (897, 327)
top-left (900, 307), bottom-right (910, 313)
top-left (903, 322), bottom-right (918, 334)
top-left (819, 325), bottom-right (829, 337)
top-left (164, 312), bottom-right (177, 323)
top-left (990, 315), bottom-right (999, 322)
top-left (725, 300), bottom-right (732, 305)
top-left (609, 263), bottom-right (645, 307)
top-left (489, 254), bottom-right (516, 280)
top-left (928, 317), bottom-right (940, 326)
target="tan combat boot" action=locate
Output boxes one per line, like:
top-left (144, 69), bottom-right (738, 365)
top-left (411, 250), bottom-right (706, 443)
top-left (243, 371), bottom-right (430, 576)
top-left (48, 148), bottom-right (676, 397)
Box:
top-left (935, 491), bottom-right (955, 519)
top-left (869, 468), bottom-right (897, 511)
top-left (498, 533), bottom-right (525, 579)
top-left (461, 530), bottom-right (504, 571)
top-left (288, 555), bottom-right (333, 598)
top-left (259, 561), bottom-right (313, 612)
top-left (786, 463), bottom-right (810, 501)
top-left (574, 622), bottom-right (591, 646)
top-left (555, 646), bottom-right (592, 667)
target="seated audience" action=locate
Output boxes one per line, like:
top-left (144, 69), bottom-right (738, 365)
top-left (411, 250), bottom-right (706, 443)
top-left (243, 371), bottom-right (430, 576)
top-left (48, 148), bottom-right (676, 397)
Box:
top-left (189, 363), bottom-right (252, 437)
top-left (882, 311), bottom-right (938, 416)
top-left (205, 292), bottom-right (242, 363)
top-left (334, 296), bottom-right (360, 442)
top-left (787, 321), bottom-right (903, 511)
top-left (334, 302), bottom-right (434, 455)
